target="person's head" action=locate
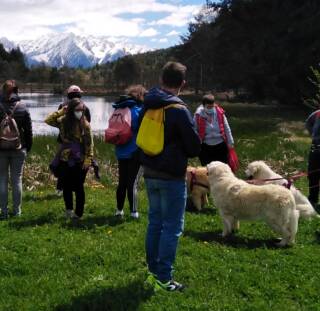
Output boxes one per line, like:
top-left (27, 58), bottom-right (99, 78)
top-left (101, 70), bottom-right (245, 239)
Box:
top-left (66, 98), bottom-right (84, 121)
top-left (67, 85), bottom-right (83, 100)
top-left (63, 98), bottom-right (85, 137)
top-left (160, 61), bottom-right (186, 93)
top-left (125, 84), bottom-right (146, 102)
top-left (202, 94), bottom-right (215, 112)
top-left (2, 80), bottom-right (18, 101)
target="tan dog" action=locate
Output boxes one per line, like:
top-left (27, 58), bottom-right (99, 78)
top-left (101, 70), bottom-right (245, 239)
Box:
top-left (207, 161), bottom-right (299, 247)
top-left (186, 166), bottom-right (210, 211)
top-left (245, 161), bottom-right (318, 219)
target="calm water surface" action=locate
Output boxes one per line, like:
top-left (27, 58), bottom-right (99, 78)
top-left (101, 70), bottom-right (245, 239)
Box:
top-left (20, 93), bottom-right (115, 135)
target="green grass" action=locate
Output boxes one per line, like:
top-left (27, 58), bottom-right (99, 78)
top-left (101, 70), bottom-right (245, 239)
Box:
top-left (1, 103), bottom-right (320, 310)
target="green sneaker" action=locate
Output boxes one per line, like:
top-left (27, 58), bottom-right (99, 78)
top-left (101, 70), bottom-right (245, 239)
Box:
top-left (154, 279), bottom-right (185, 292)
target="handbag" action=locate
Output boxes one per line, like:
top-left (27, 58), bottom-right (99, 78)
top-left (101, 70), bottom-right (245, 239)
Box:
top-left (228, 146), bottom-right (239, 173)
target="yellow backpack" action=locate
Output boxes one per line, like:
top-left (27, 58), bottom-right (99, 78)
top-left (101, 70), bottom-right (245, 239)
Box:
top-left (136, 103), bottom-right (184, 156)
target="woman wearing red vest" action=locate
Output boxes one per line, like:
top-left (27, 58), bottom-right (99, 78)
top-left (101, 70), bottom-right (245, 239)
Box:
top-left (194, 94), bottom-right (234, 166)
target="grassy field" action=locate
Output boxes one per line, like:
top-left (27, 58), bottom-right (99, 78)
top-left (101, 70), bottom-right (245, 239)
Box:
top-left (1, 102), bottom-right (320, 311)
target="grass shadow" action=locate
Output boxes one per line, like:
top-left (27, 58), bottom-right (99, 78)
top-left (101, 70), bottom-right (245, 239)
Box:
top-left (24, 192), bottom-right (61, 202)
top-left (55, 279), bottom-right (153, 311)
top-left (184, 230), bottom-right (282, 249)
top-left (8, 212), bottom-right (58, 229)
top-left (61, 215), bottom-right (128, 230)
top-left (314, 231), bottom-right (320, 243)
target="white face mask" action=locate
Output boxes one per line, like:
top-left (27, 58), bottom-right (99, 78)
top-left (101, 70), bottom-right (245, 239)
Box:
top-left (205, 108), bottom-right (215, 114)
top-left (74, 111), bottom-right (83, 120)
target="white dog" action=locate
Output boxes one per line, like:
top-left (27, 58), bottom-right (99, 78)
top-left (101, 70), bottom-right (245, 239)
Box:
top-left (245, 161), bottom-right (318, 219)
top-left (207, 161), bottom-right (299, 247)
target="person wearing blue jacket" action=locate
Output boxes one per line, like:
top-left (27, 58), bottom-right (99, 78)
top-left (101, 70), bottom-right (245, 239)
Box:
top-left (114, 85), bottom-right (146, 219)
top-left (142, 62), bottom-right (201, 291)
top-left (305, 109), bottom-right (320, 211)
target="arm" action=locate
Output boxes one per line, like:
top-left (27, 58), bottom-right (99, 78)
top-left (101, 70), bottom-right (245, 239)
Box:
top-left (23, 109), bottom-right (33, 152)
top-left (83, 124), bottom-right (94, 168)
top-left (44, 108), bottom-right (65, 127)
top-left (177, 108), bottom-right (201, 158)
top-left (306, 111), bottom-right (318, 135)
top-left (223, 115), bottom-right (234, 146)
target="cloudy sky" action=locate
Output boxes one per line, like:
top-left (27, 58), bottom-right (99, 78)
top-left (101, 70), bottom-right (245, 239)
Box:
top-left (0, 0), bottom-right (207, 49)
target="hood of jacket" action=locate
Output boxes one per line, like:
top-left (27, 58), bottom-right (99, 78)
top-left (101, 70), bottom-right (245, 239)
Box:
top-left (143, 87), bottom-right (184, 109)
top-left (112, 95), bottom-right (142, 109)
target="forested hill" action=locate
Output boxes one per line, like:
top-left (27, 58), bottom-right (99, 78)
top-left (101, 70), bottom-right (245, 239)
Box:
top-left (1, 0), bottom-right (320, 105)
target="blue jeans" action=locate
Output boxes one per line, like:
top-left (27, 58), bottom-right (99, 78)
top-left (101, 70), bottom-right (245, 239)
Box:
top-left (0, 149), bottom-right (27, 216)
top-left (145, 178), bottom-right (187, 282)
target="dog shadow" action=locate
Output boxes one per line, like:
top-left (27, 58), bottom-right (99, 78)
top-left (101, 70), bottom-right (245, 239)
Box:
top-left (184, 230), bottom-right (282, 249)
top-left (55, 279), bottom-right (153, 311)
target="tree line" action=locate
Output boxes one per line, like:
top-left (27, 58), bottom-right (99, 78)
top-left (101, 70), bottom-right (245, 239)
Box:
top-left (1, 0), bottom-right (320, 105)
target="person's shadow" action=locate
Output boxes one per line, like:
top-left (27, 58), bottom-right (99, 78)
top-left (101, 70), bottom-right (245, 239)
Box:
top-left (184, 230), bottom-right (282, 249)
top-left (55, 279), bottom-right (153, 311)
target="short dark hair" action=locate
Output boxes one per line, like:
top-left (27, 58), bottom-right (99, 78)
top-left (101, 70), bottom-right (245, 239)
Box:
top-left (202, 94), bottom-right (215, 106)
top-left (161, 61), bottom-right (186, 88)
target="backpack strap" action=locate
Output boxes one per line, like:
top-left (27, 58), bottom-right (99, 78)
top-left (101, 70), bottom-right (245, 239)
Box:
top-left (163, 103), bottom-right (185, 122)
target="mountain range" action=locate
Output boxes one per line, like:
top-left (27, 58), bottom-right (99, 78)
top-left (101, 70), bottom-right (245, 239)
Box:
top-left (0, 33), bottom-right (150, 68)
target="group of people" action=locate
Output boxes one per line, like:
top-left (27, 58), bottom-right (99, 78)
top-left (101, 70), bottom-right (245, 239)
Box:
top-left (1, 61), bottom-right (320, 292)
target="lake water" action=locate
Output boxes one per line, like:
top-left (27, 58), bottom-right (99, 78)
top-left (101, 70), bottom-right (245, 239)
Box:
top-left (20, 93), bottom-right (116, 136)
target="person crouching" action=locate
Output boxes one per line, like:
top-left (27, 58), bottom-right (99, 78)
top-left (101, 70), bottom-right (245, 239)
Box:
top-left (45, 98), bottom-right (93, 219)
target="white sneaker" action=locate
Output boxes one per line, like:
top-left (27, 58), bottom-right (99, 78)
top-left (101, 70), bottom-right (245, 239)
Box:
top-left (115, 209), bottom-right (124, 217)
top-left (130, 211), bottom-right (139, 219)
top-left (65, 210), bottom-right (75, 219)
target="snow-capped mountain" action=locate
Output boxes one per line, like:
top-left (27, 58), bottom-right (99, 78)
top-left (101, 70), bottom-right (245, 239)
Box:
top-left (0, 33), bottom-right (149, 68)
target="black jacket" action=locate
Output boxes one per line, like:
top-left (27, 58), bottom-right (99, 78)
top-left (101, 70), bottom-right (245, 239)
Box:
top-left (140, 87), bottom-right (201, 179)
top-left (0, 94), bottom-right (33, 152)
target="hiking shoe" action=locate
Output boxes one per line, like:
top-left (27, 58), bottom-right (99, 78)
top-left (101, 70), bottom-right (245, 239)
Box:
top-left (65, 210), bottom-right (75, 219)
top-left (130, 211), bottom-right (139, 219)
top-left (115, 209), bottom-right (124, 217)
top-left (154, 279), bottom-right (185, 292)
top-left (56, 190), bottom-right (63, 196)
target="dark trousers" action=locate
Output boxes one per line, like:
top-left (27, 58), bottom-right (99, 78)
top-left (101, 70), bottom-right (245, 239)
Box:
top-left (117, 155), bottom-right (140, 212)
top-left (199, 142), bottom-right (229, 166)
top-left (60, 162), bottom-right (87, 217)
top-left (308, 146), bottom-right (320, 205)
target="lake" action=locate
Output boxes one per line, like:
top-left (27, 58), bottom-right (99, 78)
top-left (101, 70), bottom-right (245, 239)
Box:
top-left (20, 93), bottom-right (116, 136)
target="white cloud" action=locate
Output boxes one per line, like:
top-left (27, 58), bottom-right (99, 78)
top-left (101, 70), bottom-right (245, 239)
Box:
top-left (0, 0), bottom-right (201, 45)
top-left (166, 30), bottom-right (179, 36)
top-left (139, 28), bottom-right (159, 37)
top-left (149, 5), bottom-right (200, 27)
top-left (159, 38), bottom-right (168, 43)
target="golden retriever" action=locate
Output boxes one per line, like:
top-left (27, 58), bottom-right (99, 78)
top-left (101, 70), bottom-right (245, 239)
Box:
top-left (186, 166), bottom-right (210, 211)
top-left (245, 161), bottom-right (318, 219)
top-left (207, 161), bottom-right (299, 247)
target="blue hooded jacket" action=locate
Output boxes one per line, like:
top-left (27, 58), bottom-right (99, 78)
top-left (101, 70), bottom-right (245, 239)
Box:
top-left (113, 95), bottom-right (143, 159)
top-left (140, 87), bottom-right (201, 178)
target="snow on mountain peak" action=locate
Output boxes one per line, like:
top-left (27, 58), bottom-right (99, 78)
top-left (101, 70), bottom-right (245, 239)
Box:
top-left (0, 33), bottom-right (150, 68)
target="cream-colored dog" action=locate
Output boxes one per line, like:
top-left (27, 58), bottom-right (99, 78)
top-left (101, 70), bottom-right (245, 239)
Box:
top-left (245, 161), bottom-right (318, 219)
top-left (207, 161), bottom-right (299, 246)
top-left (186, 166), bottom-right (210, 211)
